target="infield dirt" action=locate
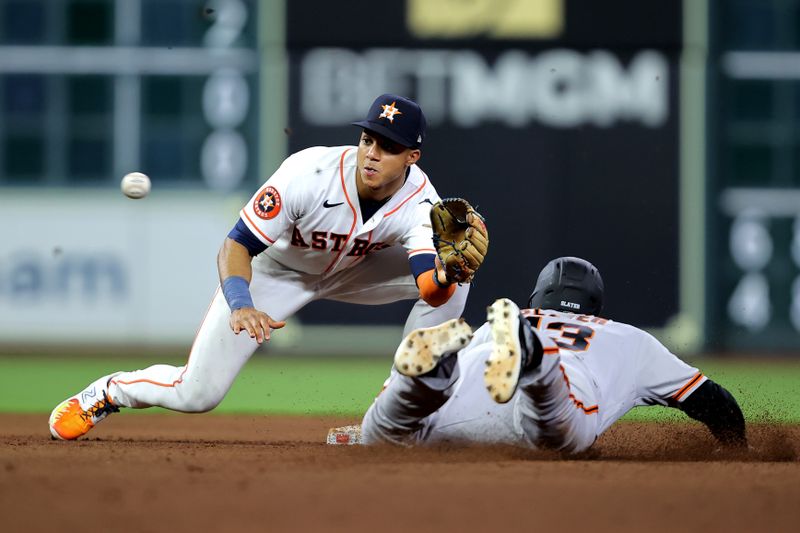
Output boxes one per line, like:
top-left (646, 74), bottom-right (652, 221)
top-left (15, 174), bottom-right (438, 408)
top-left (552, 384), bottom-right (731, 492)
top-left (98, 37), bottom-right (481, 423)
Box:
top-left (2, 414), bottom-right (799, 532)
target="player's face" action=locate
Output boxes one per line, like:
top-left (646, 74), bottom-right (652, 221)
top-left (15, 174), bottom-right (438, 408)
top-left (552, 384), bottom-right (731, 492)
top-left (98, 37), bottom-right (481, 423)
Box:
top-left (356, 130), bottom-right (420, 201)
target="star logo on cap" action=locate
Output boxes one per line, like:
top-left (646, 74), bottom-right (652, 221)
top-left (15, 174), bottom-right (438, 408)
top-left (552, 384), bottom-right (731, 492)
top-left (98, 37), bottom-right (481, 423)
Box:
top-left (379, 101), bottom-right (403, 123)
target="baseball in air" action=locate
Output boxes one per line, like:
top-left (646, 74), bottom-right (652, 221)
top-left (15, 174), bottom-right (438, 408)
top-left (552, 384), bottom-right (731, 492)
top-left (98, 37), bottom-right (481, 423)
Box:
top-left (121, 172), bottom-right (151, 199)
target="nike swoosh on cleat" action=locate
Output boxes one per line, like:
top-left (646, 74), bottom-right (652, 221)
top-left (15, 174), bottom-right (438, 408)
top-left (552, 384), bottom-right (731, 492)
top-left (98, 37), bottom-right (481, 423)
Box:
top-left (81, 389), bottom-right (97, 402)
top-left (323, 200), bottom-right (345, 208)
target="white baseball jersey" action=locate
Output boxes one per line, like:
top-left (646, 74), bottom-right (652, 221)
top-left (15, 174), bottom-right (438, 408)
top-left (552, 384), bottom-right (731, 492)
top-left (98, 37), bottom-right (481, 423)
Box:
top-left (240, 146), bottom-right (440, 277)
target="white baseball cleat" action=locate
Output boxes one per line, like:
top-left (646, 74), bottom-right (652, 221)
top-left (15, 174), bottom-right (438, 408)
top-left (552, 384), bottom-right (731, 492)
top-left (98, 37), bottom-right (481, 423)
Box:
top-left (484, 298), bottom-right (535, 404)
top-left (394, 318), bottom-right (473, 377)
top-left (49, 373), bottom-right (121, 441)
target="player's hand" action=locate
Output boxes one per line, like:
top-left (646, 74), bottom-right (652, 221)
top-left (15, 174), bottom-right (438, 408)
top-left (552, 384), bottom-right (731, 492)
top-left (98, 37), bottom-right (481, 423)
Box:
top-left (229, 307), bottom-right (286, 344)
top-left (433, 255), bottom-right (452, 286)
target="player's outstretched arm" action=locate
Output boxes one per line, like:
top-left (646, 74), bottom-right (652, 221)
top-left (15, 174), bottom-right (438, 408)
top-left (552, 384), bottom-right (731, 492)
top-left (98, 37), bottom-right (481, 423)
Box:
top-left (676, 379), bottom-right (747, 448)
top-left (217, 238), bottom-right (285, 343)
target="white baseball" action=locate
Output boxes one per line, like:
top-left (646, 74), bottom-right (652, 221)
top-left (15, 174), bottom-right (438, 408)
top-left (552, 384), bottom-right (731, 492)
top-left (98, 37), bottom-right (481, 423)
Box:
top-left (121, 172), bottom-right (151, 199)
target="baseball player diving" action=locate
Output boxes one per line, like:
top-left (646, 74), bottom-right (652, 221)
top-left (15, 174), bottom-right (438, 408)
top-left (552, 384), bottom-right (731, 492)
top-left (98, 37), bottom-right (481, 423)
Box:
top-left (361, 257), bottom-right (747, 453)
top-left (49, 94), bottom-right (489, 441)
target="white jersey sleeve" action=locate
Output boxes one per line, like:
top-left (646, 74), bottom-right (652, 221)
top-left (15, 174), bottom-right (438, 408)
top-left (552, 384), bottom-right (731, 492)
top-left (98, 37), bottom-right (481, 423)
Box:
top-left (239, 148), bottom-right (320, 246)
top-left (634, 330), bottom-right (707, 406)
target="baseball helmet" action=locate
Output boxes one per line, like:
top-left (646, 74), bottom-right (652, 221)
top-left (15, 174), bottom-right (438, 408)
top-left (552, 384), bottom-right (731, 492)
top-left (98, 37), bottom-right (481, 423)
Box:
top-left (528, 257), bottom-right (604, 315)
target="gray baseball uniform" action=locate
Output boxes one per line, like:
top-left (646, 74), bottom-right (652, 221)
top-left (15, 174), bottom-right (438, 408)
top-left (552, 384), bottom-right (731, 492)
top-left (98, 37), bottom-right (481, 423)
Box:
top-left (362, 308), bottom-right (706, 453)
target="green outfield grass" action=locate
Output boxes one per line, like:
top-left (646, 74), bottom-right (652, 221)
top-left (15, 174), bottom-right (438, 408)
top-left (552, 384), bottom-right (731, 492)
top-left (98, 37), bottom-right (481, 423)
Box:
top-left (1, 355), bottom-right (798, 423)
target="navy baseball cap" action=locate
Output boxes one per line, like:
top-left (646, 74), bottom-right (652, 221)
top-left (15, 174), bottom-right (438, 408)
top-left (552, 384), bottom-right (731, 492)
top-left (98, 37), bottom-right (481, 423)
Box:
top-left (352, 93), bottom-right (427, 148)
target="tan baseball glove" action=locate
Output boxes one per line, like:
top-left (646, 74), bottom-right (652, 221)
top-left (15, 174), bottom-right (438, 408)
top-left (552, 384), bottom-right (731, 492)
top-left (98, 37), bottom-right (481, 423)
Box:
top-left (430, 198), bottom-right (489, 284)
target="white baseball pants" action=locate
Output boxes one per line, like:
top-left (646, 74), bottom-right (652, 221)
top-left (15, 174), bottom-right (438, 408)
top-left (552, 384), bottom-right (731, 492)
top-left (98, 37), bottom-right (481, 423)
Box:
top-left (107, 249), bottom-right (468, 412)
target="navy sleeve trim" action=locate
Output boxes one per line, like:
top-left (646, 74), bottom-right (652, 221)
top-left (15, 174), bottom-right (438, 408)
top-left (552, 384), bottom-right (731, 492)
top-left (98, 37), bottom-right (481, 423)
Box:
top-left (228, 218), bottom-right (268, 257)
top-left (409, 252), bottom-right (436, 280)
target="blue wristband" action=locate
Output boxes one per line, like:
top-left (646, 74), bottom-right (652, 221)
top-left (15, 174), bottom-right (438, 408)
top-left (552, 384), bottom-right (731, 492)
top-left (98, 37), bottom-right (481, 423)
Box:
top-left (222, 276), bottom-right (254, 310)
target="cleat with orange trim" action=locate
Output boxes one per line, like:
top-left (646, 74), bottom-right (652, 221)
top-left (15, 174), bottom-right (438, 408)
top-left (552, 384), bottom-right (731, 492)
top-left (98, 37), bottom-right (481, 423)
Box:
top-left (484, 298), bottom-right (542, 404)
top-left (49, 374), bottom-right (121, 440)
top-left (394, 318), bottom-right (473, 377)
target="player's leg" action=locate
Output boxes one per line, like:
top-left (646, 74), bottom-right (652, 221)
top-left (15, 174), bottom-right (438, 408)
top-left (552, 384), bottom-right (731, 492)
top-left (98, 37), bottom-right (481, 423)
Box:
top-left (320, 247), bottom-right (469, 334)
top-left (50, 261), bottom-right (315, 439)
top-left (361, 318), bottom-right (474, 445)
top-left (106, 288), bottom-right (258, 412)
top-left (402, 283), bottom-right (469, 336)
top-left (485, 298), bottom-right (600, 453)
top-left (50, 288), bottom-right (245, 440)
top-left (108, 263), bottom-right (315, 411)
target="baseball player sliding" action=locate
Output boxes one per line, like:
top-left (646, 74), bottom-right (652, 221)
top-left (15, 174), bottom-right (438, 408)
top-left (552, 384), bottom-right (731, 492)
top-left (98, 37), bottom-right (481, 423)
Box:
top-left (49, 94), bottom-right (489, 441)
top-left (361, 257), bottom-right (747, 452)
